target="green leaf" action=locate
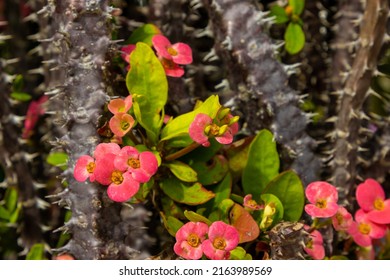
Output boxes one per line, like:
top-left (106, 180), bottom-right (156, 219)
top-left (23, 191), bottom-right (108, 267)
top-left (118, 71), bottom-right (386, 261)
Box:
top-left (160, 212), bottom-right (184, 237)
top-left (161, 196), bottom-right (185, 219)
top-left (12, 74), bottom-right (24, 92)
top-left (229, 203), bottom-right (260, 243)
top-left (270, 5), bottom-right (290, 24)
top-left (208, 198), bottom-right (235, 223)
top-left (190, 155), bottom-right (229, 186)
top-left (242, 129), bottom-right (280, 200)
top-left (9, 204), bottom-right (21, 223)
top-left (46, 152), bottom-right (68, 169)
top-left (203, 172), bottom-right (232, 215)
top-left (127, 23), bottom-right (161, 46)
top-left (164, 161), bottom-right (198, 182)
top-left (160, 95), bottom-right (221, 147)
top-left (229, 247), bottom-right (252, 260)
top-left (263, 170), bottom-right (304, 221)
top-left (0, 206), bottom-right (10, 220)
top-left (5, 187), bottom-right (18, 213)
top-left (184, 210), bottom-right (212, 226)
top-left (26, 244), bottom-right (45, 260)
top-left (133, 179), bottom-right (154, 202)
top-left (10, 92), bottom-right (31, 102)
top-left (126, 42), bottom-right (168, 144)
top-left (285, 22), bottom-right (305, 55)
top-left (288, 0), bottom-right (305, 16)
top-left (160, 177), bottom-right (215, 205)
top-left (225, 136), bottom-right (253, 181)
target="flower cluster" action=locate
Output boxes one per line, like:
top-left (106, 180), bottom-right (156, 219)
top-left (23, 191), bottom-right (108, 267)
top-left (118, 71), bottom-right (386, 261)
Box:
top-left (189, 110), bottom-right (239, 147)
top-left (174, 221), bottom-right (239, 260)
top-left (303, 179), bottom-right (390, 259)
top-left (107, 95), bottom-right (135, 140)
top-left (121, 34), bottom-right (192, 78)
top-left (74, 143), bottom-right (158, 202)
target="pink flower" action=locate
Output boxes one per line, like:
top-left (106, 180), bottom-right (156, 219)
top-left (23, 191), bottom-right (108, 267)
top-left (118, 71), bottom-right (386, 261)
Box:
top-left (74, 155), bottom-right (96, 182)
top-left (348, 209), bottom-right (387, 247)
top-left (202, 221), bottom-right (239, 260)
top-left (174, 222), bottom-right (209, 260)
top-left (121, 44), bottom-right (136, 63)
top-left (94, 153), bottom-right (140, 202)
top-left (152, 34), bottom-right (192, 65)
top-left (303, 225), bottom-right (325, 260)
top-left (159, 57), bottom-right (185, 77)
top-left (114, 146), bottom-right (158, 183)
top-left (332, 206), bottom-right (353, 231)
top-left (188, 113), bottom-right (238, 147)
top-left (108, 95), bottom-right (133, 115)
top-left (93, 143), bottom-right (121, 160)
top-left (304, 181), bottom-right (339, 218)
top-left (356, 179), bottom-right (390, 224)
top-left (109, 113), bottom-right (135, 137)
top-left (243, 194), bottom-right (264, 211)
top-left (22, 95), bottom-right (48, 139)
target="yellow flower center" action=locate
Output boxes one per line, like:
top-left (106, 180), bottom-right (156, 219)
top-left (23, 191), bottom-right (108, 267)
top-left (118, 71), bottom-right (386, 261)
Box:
top-left (358, 223), bottom-right (371, 235)
top-left (86, 162), bottom-right (96, 173)
top-left (374, 198), bottom-right (384, 211)
top-left (128, 158), bottom-right (140, 169)
top-left (111, 171), bottom-right (124, 185)
top-left (316, 199), bottom-right (327, 209)
top-left (167, 47), bottom-right (178, 56)
top-left (285, 5), bottom-right (293, 16)
top-left (247, 199), bottom-right (258, 208)
top-left (335, 212), bottom-right (344, 224)
top-left (161, 58), bottom-right (176, 69)
top-left (120, 120), bottom-right (130, 131)
top-left (208, 123), bottom-right (220, 136)
top-left (187, 233), bottom-right (200, 248)
top-left (213, 237), bottom-right (226, 250)
top-left (306, 239), bottom-right (313, 249)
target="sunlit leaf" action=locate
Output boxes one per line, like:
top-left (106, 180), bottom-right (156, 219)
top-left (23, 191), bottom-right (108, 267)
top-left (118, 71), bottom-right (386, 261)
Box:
top-left (270, 5), bottom-right (290, 24)
top-left (26, 244), bottom-right (45, 260)
top-left (190, 155), bottom-right (229, 186)
top-left (165, 161), bottom-right (198, 183)
top-left (285, 22), bottom-right (305, 55)
top-left (184, 210), bottom-right (212, 226)
top-left (160, 212), bottom-right (184, 237)
top-left (229, 203), bottom-right (260, 243)
top-left (288, 0), bottom-right (305, 16)
top-left (127, 23), bottom-right (161, 46)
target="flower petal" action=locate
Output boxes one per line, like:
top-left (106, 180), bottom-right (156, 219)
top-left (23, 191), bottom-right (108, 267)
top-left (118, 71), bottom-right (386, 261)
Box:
top-left (356, 179), bottom-right (385, 212)
top-left (171, 43), bottom-right (193, 64)
top-left (93, 143), bottom-right (121, 159)
top-left (107, 172), bottom-right (140, 202)
top-left (305, 181), bottom-right (338, 204)
top-left (366, 200), bottom-right (390, 224)
top-left (152, 34), bottom-right (172, 60)
top-left (189, 113), bottom-right (212, 147)
top-left (74, 155), bottom-right (95, 182)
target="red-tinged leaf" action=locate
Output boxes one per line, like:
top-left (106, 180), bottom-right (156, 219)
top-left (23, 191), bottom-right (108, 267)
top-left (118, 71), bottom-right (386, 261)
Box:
top-left (229, 203), bottom-right (260, 243)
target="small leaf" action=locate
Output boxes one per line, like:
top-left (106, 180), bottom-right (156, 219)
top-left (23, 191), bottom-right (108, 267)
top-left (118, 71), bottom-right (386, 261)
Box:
top-left (160, 177), bottom-right (215, 205)
top-left (263, 170), bottom-right (304, 221)
top-left (5, 187), bottom-right (18, 213)
top-left (288, 0), bottom-right (305, 16)
top-left (133, 179), bottom-right (154, 202)
top-left (10, 92), bottom-right (31, 102)
top-left (225, 136), bottom-right (253, 181)
top-left (127, 24), bottom-right (161, 46)
top-left (285, 22), bottom-right (305, 55)
top-left (184, 210), bottom-right (212, 226)
top-left (161, 196), bottom-right (185, 219)
top-left (259, 193), bottom-right (284, 229)
top-left (242, 129), bottom-right (280, 200)
top-left (203, 172), bottom-right (232, 215)
top-left (46, 152), bottom-right (68, 168)
top-left (26, 244), bottom-right (45, 260)
top-left (270, 5), bottom-right (290, 24)
top-left (229, 247), bottom-right (252, 260)
top-left (190, 155), bottom-right (229, 186)
top-left (0, 206), bottom-right (10, 220)
top-left (160, 212), bottom-right (184, 237)
top-left (229, 203), bottom-right (260, 243)
top-left (165, 161), bottom-right (198, 182)
top-left (9, 204), bottom-right (21, 223)
top-left (208, 198), bottom-right (235, 223)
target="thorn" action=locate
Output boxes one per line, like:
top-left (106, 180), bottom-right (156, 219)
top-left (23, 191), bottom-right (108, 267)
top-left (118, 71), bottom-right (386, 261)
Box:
top-left (37, 198), bottom-right (51, 209)
top-left (23, 152), bottom-right (39, 162)
top-left (215, 79), bottom-right (230, 90)
top-left (28, 68), bottom-right (45, 75)
top-left (221, 36), bottom-right (232, 51)
top-left (203, 49), bottom-right (219, 62)
top-left (194, 27), bottom-right (213, 38)
top-left (0, 34), bottom-right (12, 41)
top-left (190, 0), bottom-right (203, 10)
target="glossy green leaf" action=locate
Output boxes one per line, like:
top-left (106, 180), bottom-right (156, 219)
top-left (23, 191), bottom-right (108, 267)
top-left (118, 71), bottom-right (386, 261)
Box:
top-left (242, 129), bottom-right (280, 200)
top-left (259, 193), bottom-right (284, 229)
top-left (161, 196), bottom-right (185, 219)
top-left (127, 23), bottom-right (161, 46)
top-left (9, 204), bottom-right (21, 223)
top-left (165, 161), bottom-right (198, 182)
top-left (126, 42), bottom-right (168, 144)
top-left (229, 203), bottom-right (260, 243)
top-left (184, 210), bottom-right (212, 226)
top-left (225, 136), bottom-right (253, 181)
top-left (288, 0), bottom-right (305, 16)
top-left (190, 155), bottom-right (229, 186)
top-left (160, 212), bottom-right (184, 237)
top-left (285, 22), bottom-right (305, 55)
top-left (133, 179), bottom-right (154, 202)
top-left (270, 5), bottom-right (290, 24)
top-left (229, 247), bottom-right (252, 260)
top-left (263, 170), bottom-right (304, 221)
top-left (160, 177), bottom-right (215, 205)
top-left (46, 152), bottom-right (68, 169)
top-left (26, 244), bottom-right (45, 260)
top-left (182, 138), bottom-right (222, 163)
top-left (10, 92), bottom-right (31, 102)
top-left (160, 95), bottom-right (221, 147)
